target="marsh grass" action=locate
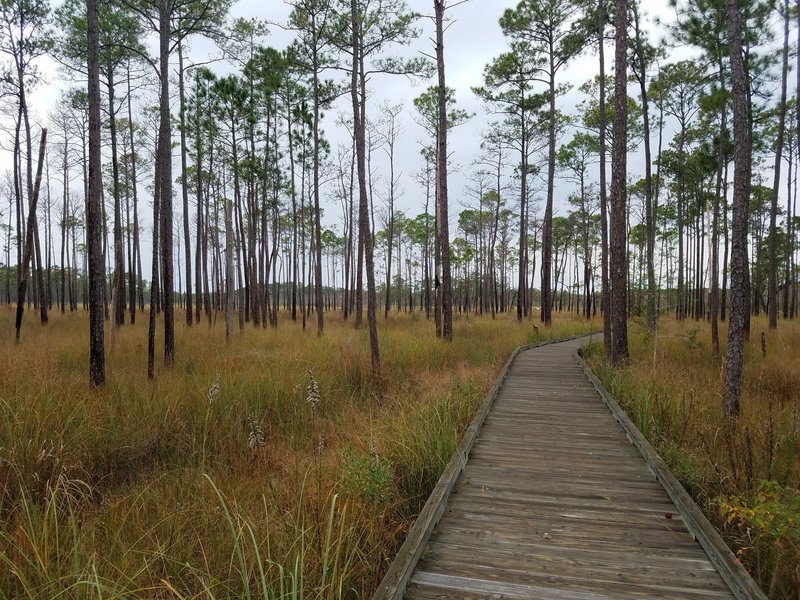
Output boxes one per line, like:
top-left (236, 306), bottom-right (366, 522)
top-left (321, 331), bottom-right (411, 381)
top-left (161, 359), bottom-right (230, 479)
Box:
top-left (584, 316), bottom-right (800, 598)
top-left (0, 308), bottom-right (594, 598)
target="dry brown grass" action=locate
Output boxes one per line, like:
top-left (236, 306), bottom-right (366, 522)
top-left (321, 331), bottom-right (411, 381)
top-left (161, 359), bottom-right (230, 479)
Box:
top-left (0, 307), bottom-right (595, 599)
top-left (584, 315), bottom-right (800, 598)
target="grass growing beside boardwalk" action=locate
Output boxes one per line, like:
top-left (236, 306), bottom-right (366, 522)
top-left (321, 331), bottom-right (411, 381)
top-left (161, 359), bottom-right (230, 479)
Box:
top-left (584, 317), bottom-right (800, 599)
top-left (0, 308), bottom-right (594, 599)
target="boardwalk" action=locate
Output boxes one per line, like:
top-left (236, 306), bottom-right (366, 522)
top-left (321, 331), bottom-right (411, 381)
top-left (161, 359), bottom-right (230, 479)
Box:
top-left (375, 337), bottom-right (765, 600)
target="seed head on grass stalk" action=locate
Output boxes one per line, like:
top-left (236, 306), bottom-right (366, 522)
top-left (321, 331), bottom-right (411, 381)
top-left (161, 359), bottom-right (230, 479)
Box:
top-left (246, 413), bottom-right (266, 449)
top-left (306, 371), bottom-right (321, 412)
top-left (207, 374), bottom-right (220, 405)
top-left (370, 438), bottom-right (378, 467)
top-left (306, 370), bottom-right (325, 556)
top-left (203, 374), bottom-right (220, 471)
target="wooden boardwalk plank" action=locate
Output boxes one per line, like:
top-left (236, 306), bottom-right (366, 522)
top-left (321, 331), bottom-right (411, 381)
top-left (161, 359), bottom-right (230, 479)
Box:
top-left (373, 337), bottom-right (766, 600)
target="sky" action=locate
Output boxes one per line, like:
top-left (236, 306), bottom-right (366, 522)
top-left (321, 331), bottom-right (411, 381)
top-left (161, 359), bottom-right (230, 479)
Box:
top-left (254, 0), bottom-right (530, 224)
top-left (4, 0), bottom-right (686, 285)
top-left (221, 0), bottom-right (677, 232)
top-left (14, 0), bottom-right (528, 224)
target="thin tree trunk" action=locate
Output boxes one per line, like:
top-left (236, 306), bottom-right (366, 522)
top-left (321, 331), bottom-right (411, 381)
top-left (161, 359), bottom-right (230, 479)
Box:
top-left (159, 0), bottom-right (174, 366)
top-left (87, 0), bottom-right (105, 386)
top-left (598, 0), bottom-right (611, 355)
top-left (32, 182), bottom-right (47, 322)
top-left (14, 130), bottom-right (47, 340)
top-left (108, 67), bottom-right (125, 327)
top-left (225, 194), bottom-right (234, 341)
top-left (710, 56), bottom-right (727, 354)
top-left (178, 43), bottom-right (193, 327)
top-left (148, 136), bottom-right (161, 380)
top-left (541, 41), bottom-right (557, 326)
top-left (351, 0), bottom-right (380, 374)
top-left (311, 30), bottom-right (324, 336)
top-left (60, 137), bottom-right (68, 313)
top-left (723, 0), bottom-right (750, 417)
top-left (768, 0), bottom-right (789, 329)
top-left (610, 0), bottom-right (629, 364)
top-left (127, 64), bottom-right (140, 322)
top-left (435, 0), bottom-right (453, 341)
top-left (632, 3), bottom-right (656, 332)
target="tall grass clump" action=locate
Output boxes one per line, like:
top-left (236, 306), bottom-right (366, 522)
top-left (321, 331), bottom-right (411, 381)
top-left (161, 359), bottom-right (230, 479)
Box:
top-left (583, 316), bottom-right (800, 598)
top-left (0, 308), bottom-right (595, 597)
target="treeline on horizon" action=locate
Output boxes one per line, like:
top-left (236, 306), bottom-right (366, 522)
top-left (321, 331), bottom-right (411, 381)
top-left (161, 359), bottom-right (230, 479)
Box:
top-left (0, 0), bottom-right (796, 411)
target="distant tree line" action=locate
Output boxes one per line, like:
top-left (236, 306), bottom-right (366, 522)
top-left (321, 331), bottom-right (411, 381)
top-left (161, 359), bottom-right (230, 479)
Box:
top-left (0, 0), bottom-right (796, 410)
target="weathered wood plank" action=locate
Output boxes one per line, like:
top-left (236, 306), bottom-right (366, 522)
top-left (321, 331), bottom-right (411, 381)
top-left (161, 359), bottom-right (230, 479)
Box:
top-left (371, 335), bottom-right (594, 600)
top-left (415, 545), bottom-right (733, 593)
top-left (574, 348), bottom-right (767, 600)
top-left (372, 335), bottom-right (766, 600)
top-left (407, 571), bottom-right (734, 600)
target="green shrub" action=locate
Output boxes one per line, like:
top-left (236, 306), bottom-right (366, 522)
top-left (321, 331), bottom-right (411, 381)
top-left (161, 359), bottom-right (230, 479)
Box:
top-left (340, 447), bottom-right (393, 506)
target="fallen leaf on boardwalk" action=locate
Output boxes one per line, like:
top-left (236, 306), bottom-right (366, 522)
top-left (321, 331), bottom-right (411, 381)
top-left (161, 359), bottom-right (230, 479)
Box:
top-left (665, 512), bottom-right (673, 519)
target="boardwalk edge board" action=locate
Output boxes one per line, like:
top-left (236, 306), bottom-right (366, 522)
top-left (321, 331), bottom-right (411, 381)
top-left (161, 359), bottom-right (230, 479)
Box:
top-left (371, 333), bottom-right (596, 600)
top-left (573, 348), bottom-right (767, 600)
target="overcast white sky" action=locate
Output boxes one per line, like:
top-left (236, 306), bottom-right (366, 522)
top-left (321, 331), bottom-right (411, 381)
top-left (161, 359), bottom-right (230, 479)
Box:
top-left (254, 0), bottom-right (533, 223)
top-left (222, 0), bottom-right (677, 229)
top-left (6, 0), bottom-right (693, 285)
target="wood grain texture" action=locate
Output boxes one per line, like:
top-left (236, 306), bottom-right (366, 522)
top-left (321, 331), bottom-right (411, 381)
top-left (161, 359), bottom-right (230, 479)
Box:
top-left (374, 336), bottom-right (765, 600)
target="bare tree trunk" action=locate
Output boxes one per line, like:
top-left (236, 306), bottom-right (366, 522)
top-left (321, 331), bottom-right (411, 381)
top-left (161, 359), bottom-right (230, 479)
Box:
top-left (541, 42), bottom-right (557, 325)
top-left (178, 43), bottom-right (193, 327)
top-left (60, 137), bottom-right (68, 313)
top-left (13, 117), bottom-right (23, 289)
top-left (343, 144), bottom-right (354, 321)
top-left (723, 0), bottom-right (750, 417)
top-left (108, 67), bottom-right (125, 328)
top-left (14, 129), bottom-right (47, 341)
top-left (791, 0), bottom-right (800, 320)
top-left (127, 64), bottom-right (140, 323)
top-left (710, 56), bottom-right (728, 354)
top-left (87, 0), bottom-right (105, 386)
top-left (225, 195), bottom-right (234, 342)
top-left (517, 138), bottom-right (527, 322)
top-left (382, 104), bottom-right (401, 320)
top-left (158, 0), bottom-right (175, 366)
top-left (311, 33), bottom-right (324, 336)
top-left (193, 70), bottom-right (205, 325)
top-left (148, 139), bottom-right (161, 380)
top-left (610, 0), bottom-right (629, 365)
top-left (722, 160), bottom-right (729, 321)
top-left (32, 185), bottom-right (47, 322)
top-left (434, 150), bottom-right (442, 335)
top-left (351, 0), bottom-right (380, 374)
top-left (598, 0), bottom-right (612, 355)
top-left (768, 0), bottom-right (789, 329)
top-left (435, 0), bottom-right (452, 341)
top-left (632, 3), bottom-right (656, 332)
top-left (676, 123), bottom-right (687, 320)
